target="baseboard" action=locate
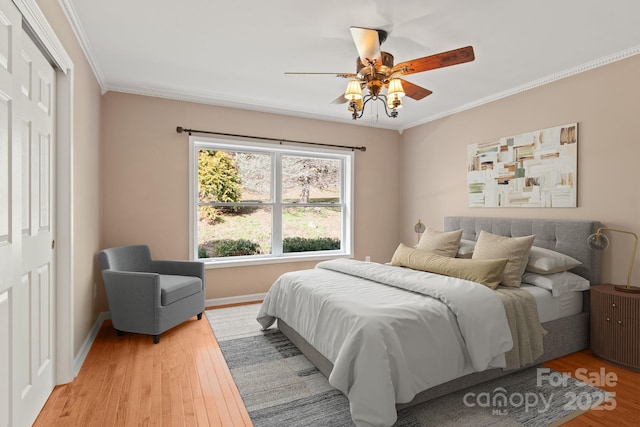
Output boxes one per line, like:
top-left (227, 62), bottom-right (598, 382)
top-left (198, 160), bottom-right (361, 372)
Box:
top-left (72, 293), bottom-right (265, 376)
top-left (206, 293), bottom-right (266, 308)
top-left (73, 311), bottom-right (111, 377)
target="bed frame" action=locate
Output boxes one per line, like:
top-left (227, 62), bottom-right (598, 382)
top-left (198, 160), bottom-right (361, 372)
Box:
top-left (277, 217), bottom-right (602, 407)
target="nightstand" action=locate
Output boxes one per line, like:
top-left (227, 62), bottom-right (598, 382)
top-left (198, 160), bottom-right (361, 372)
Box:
top-left (590, 284), bottom-right (640, 372)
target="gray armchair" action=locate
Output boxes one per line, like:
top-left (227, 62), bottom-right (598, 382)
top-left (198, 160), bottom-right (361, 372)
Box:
top-left (97, 245), bottom-right (206, 344)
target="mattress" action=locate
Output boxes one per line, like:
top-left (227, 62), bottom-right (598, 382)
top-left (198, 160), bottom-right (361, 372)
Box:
top-left (520, 283), bottom-right (583, 323)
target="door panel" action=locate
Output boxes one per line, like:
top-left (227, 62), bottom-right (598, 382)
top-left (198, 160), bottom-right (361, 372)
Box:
top-left (37, 264), bottom-right (51, 370)
top-left (0, 290), bottom-right (10, 427)
top-left (15, 273), bottom-right (31, 399)
top-left (38, 131), bottom-right (50, 230)
top-left (16, 19), bottom-right (55, 427)
top-left (0, 95), bottom-right (8, 244)
top-left (21, 118), bottom-right (30, 235)
top-left (0, 0), bottom-right (56, 425)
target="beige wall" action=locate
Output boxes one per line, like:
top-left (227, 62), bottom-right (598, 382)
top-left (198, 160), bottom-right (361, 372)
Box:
top-left (401, 55), bottom-right (640, 287)
top-left (37, 0), bottom-right (640, 355)
top-left (100, 92), bottom-right (402, 300)
top-left (36, 0), bottom-right (103, 356)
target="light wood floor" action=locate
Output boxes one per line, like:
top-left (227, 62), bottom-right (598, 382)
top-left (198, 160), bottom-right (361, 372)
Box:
top-left (35, 305), bottom-right (639, 426)
top-left (544, 350), bottom-right (640, 426)
top-left (34, 308), bottom-right (252, 427)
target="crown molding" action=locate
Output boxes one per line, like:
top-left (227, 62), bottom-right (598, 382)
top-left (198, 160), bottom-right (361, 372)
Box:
top-left (105, 84), bottom-right (398, 130)
top-left (55, 0), bottom-right (640, 132)
top-left (404, 44), bottom-right (640, 130)
top-left (105, 44), bottom-right (640, 133)
top-left (59, 0), bottom-right (107, 92)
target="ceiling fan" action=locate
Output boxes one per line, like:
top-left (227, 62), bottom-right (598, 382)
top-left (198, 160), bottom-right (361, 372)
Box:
top-left (285, 27), bottom-right (475, 120)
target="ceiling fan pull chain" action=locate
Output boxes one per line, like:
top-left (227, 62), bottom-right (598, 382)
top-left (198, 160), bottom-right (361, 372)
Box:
top-left (369, 101), bottom-right (378, 124)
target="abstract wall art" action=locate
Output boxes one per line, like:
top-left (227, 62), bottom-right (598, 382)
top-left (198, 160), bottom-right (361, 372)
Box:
top-left (467, 123), bottom-right (577, 208)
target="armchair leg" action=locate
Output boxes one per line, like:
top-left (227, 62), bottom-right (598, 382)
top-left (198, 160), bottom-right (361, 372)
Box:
top-left (197, 312), bottom-right (203, 320)
top-left (153, 335), bottom-right (160, 344)
top-left (116, 329), bottom-right (124, 336)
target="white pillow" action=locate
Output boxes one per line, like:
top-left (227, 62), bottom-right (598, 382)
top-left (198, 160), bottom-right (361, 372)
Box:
top-left (522, 271), bottom-right (590, 297)
top-left (456, 239), bottom-right (476, 259)
top-left (526, 246), bottom-right (582, 274)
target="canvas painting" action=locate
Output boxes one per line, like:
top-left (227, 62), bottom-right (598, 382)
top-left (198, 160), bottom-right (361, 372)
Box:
top-left (467, 123), bottom-right (577, 207)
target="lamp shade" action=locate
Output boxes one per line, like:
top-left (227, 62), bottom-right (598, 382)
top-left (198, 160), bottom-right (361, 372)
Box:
top-left (587, 233), bottom-right (609, 250)
top-left (344, 80), bottom-right (363, 101)
top-left (387, 78), bottom-right (405, 97)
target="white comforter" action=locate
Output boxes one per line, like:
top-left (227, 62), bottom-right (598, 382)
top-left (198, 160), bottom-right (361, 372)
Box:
top-left (256, 259), bottom-right (513, 427)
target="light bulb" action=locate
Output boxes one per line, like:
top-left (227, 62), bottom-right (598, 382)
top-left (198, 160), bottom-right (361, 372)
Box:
top-left (587, 233), bottom-right (609, 250)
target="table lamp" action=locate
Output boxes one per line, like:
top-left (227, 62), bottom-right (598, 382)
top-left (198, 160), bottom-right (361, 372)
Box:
top-left (587, 227), bottom-right (639, 293)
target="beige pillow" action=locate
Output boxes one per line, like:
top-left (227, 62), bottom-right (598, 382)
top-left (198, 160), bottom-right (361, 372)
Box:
top-left (526, 246), bottom-right (582, 274)
top-left (472, 230), bottom-right (535, 287)
top-left (416, 228), bottom-right (463, 258)
top-left (391, 243), bottom-right (508, 289)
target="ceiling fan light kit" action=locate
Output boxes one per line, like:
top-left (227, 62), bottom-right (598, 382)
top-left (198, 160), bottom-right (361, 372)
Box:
top-left (285, 26), bottom-right (475, 121)
top-left (343, 76), bottom-right (407, 120)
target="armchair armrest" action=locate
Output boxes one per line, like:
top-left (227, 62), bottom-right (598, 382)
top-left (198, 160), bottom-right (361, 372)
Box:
top-left (101, 270), bottom-right (162, 333)
top-left (151, 260), bottom-right (205, 290)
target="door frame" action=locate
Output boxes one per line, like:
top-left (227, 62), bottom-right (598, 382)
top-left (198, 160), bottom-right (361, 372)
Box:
top-left (13, 0), bottom-right (75, 384)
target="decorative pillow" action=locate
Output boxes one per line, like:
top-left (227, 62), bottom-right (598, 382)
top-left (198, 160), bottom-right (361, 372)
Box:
top-left (391, 243), bottom-right (508, 289)
top-left (416, 228), bottom-right (463, 258)
top-left (522, 271), bottom-right (590, 297)
top-left (472, 230), bottom-right (535, 287)
top-left (456, 239), bottom-right (476, 259)
top-left (526, 246), bottom-right (582, 274)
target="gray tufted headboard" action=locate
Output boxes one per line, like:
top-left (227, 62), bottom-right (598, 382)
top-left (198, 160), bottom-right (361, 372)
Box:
top-left (444, 217), bottom-right (602, 285)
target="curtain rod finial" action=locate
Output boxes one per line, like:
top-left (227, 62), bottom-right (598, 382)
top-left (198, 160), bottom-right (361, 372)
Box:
top-left (176, 126), bottom-right (184, 133)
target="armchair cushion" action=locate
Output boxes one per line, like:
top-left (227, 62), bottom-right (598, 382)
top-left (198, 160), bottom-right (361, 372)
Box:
top-left (159, 275), bottom-right (203, 306)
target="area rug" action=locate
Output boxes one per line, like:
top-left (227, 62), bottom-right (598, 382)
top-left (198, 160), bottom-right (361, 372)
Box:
top-left (207, 304), bottom-right (611, 427)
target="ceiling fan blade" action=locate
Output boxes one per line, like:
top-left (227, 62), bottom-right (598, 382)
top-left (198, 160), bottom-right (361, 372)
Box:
top-left (392, 46), bottom-right (475, 76)
top-left (284, 72), bottom-right (357, 79)
top-left (331, 93), bottom-right (349, 104)
top-left (350, 27), bottom-right (382, 66)
top-left (399, 79), bottom-right (432, 100)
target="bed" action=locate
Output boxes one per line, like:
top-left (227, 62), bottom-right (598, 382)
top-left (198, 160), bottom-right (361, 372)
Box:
top-left (257, 217), bottom-right (601, 427)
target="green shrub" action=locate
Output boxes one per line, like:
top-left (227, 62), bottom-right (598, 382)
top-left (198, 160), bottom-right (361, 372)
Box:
top-left (198, 247), bottom-right (208, 259)
top-left (213, 239), bottom-right (261, 257)
top-left (283, 237), bottom-right (341, 253)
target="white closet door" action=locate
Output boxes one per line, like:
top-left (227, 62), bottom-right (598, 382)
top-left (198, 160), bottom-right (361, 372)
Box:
top-left (0, 0), bottom-right (56, 425)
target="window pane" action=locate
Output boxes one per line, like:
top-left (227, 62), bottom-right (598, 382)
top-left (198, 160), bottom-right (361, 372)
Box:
top-left (282, 206), bottom-right (341, 253)
top-left (235, 152), bottom-right (272, 202)
top-left (197, 205), bottom-right (272, 258)
top-left (198, 149), bottom-right (271, 203)
top-left (281, 156), bottom-right (341, 203)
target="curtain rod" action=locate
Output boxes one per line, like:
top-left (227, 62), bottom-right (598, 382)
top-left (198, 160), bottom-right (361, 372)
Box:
top-left (176, 127), bottom-right (366, 152)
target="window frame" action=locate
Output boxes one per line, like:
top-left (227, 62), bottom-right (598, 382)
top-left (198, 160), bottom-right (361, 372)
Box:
top-left (189, 135), bottom-right (354, 267)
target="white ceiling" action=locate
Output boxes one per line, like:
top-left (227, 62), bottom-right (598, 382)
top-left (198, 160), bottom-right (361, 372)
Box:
top-left (62, 0), bottom-right (640, 131)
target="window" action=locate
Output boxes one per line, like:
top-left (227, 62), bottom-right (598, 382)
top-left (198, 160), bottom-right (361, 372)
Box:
top-left (190, 136), bottom-right (354, 265)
